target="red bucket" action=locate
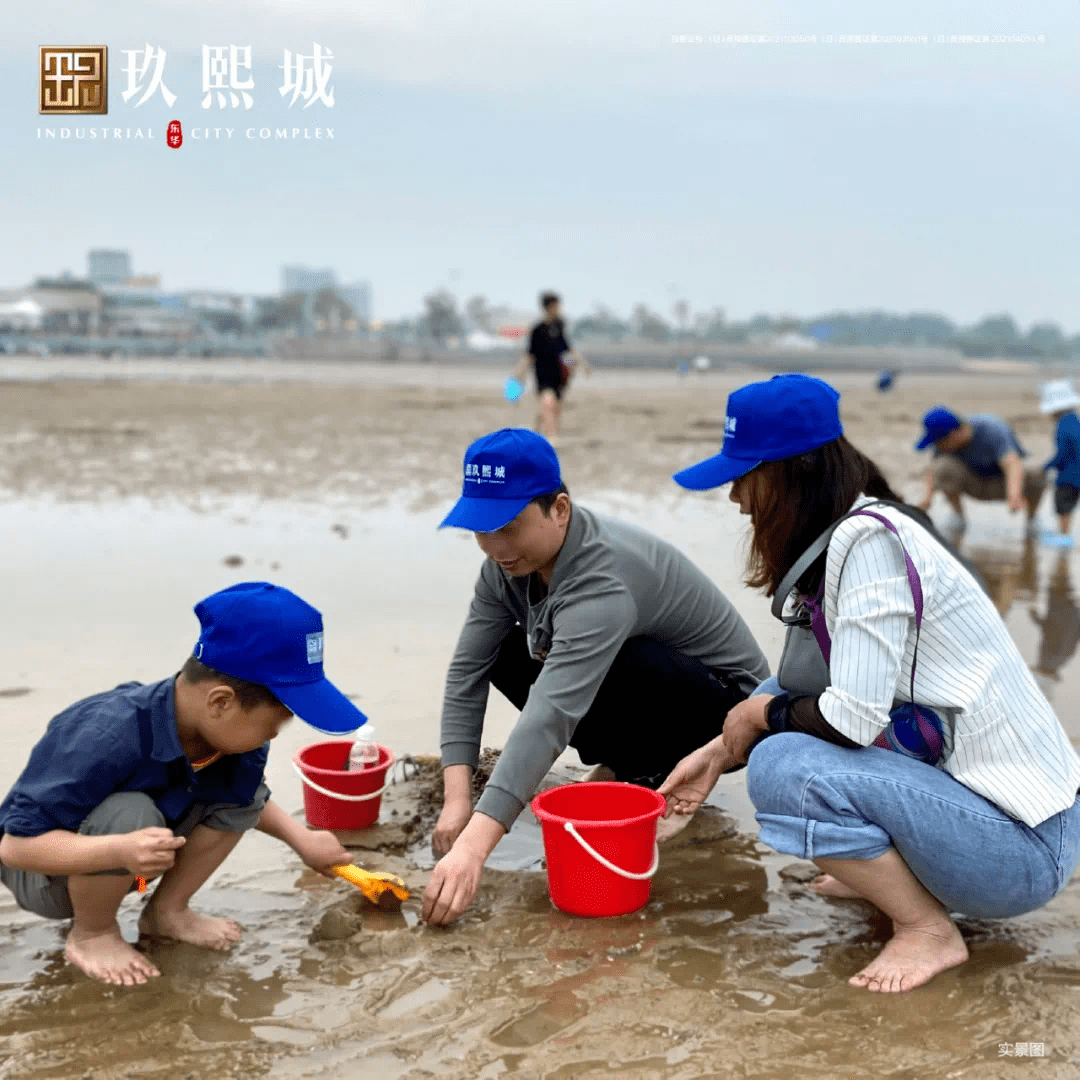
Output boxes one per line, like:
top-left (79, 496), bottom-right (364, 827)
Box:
top-left (531, 781), bottom-right (666, 917)
top-left (292, 740), bottom-right (394, 830)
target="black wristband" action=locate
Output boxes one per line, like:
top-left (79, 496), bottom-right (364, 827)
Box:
top-left (765, 692), bottom-right (794, 735)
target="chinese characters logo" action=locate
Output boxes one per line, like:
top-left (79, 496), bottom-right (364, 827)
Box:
top-left (40, 46), bottom-right (108, 114)
top-left (38, 43), bottom-right (336, 121)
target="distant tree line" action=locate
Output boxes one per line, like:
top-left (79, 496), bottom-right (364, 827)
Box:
top-left (390, 290), bottom-right (1079, 360)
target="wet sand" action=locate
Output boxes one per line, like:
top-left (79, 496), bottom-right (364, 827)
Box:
top-left (1, 362), bottom-right (1079, 1078)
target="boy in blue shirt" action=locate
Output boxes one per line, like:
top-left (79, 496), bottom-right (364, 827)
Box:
top-left (0, 582), bottom-right (365, 987)
top-left (1040, 379), bottom-right (1080, 546)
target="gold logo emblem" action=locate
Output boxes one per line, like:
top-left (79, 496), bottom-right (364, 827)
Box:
top-left (40, 47), bottom-right (108, 114)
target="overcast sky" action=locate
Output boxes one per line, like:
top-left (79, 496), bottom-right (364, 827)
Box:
top-left (1, 0), bottom-right (1077, 329)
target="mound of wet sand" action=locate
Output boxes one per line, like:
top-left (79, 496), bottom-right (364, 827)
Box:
top-left (331, 748), bottom-right (502, 856)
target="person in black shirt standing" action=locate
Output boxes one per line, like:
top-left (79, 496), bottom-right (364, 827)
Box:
top-left (512, 292), bottom-right (590, 442)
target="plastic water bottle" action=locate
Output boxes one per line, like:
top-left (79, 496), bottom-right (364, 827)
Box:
top-left (348, 726), bottom-right (379, 770)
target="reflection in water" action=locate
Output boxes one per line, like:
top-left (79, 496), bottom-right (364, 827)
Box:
top-left (964, 535), bottom-right (1080, 717)
top-left (967, 536), bottom-right (1038, 616)
top-left (1029, 553), bottom-right (1080, 689)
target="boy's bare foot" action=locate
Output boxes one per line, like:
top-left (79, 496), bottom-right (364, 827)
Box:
top-left (656, 811), bottom-right (693, 844)
top-left (65, 924), bottom-right (160, 986)
top-left (811, 873), bottom-right (866, 899)
top-left (139, 907), bottom-right (242, 950)
top-left (849, 915), bottom-right (968, 993)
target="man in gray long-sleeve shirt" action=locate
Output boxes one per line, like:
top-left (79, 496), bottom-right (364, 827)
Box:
top-left (421, 428), bottom-right (769, 926)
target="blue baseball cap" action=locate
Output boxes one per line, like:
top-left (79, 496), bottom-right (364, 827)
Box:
top-left (915, 407), bottom-right (962, 451)
top-left (673, 373), bottom-right (843, 490)
top-left (440, 428), bottom-right (563, 532)
top-left (192, 582), bottom-right (366, 735)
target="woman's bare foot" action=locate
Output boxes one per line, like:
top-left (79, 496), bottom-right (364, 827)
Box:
top-left (139, 906), bottom-right (242, 950)
top-left (65, 923), bottom-right (160, 986)
top-left (811, 873), bottom-right (866, 899)
top-left (849, 915), bottom-right (968, 993)
top-left (580, 764), bottom-right (616, 783)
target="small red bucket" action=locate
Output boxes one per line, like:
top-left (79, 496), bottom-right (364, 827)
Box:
top-left (292, 740), bottom-right (394, 830)
top-left (531, 781), bottom-right (666, 917)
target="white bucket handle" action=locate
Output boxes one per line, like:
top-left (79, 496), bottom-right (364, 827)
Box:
top-left (291, 758), bottom-right (389, 802)
top-left (562, 821), bottom-right (659, 881)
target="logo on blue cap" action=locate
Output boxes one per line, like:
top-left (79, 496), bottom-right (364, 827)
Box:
top-left (673, 373), bottom-right (843, 490)
top-left (440, 428), bottom-right (562, 532)
top-left (193, 582), bottom-right (365, 735)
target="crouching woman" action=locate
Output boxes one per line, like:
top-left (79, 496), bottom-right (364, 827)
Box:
top-left (659, 373), bottom-right (1080, 993)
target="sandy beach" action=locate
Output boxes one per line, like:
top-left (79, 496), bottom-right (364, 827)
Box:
top-left (1, 360), bottom-right (1079, 1079)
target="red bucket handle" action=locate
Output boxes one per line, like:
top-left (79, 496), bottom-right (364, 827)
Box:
top-left (291, 752), bottom-right (394, 802)
top-left (563, 821), bottom-right (659, 880)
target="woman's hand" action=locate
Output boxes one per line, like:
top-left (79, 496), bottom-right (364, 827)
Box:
top-left (721, 695), bottom-right (774, 765)
top-left (657, 738), bottom-right (736, 817)
top-left (432, 800), bottom-right (473, 858)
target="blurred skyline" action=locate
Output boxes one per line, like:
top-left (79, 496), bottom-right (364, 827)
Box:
top-left (1, 0), bottom-right (1077, 329)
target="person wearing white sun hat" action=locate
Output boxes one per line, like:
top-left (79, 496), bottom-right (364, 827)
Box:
top-left (1040, 379), bottom-right (1080, 546)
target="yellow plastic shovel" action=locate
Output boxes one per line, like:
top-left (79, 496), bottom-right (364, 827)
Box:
top-left (331, 864), bottom-right (410, 909)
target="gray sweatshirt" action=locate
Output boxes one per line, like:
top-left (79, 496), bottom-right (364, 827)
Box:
top-left (440, 505), bottom-right (770, 829)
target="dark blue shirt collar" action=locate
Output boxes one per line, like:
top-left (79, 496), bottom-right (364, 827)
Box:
top-left (149, 676), bottom-right (187, 764)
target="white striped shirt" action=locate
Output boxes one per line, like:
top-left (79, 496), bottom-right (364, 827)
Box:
top-left (818, 496), bottom-right (1080, 827)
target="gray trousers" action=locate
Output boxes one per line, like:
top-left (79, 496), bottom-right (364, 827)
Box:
top-left (933, 456), bottom-right (1046, 507)
top-left (0, 785), bottom-right (268, 920)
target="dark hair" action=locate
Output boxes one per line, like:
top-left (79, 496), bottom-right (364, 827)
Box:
top-left (742, 435), bottom-right (902, 596)
top-left (180, 656), bottom-right (282, 710)
top-left (540, 292), bottom-right (560, 309)
top-left (531, 481), bottom-right (569, 515)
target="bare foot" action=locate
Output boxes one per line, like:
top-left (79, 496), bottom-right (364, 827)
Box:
top-left (811, 873), bottom-right (866, 899)
top-left (849, 916), bottom-right (968, 993)
top-left (656, 811), bottom-right (693, 844)
top-left (65, 924), bottom-right (160, 986)
top-left (139, 906), bottom-right (242, 950)
top-left (580, 764), bottom-right (616, 783)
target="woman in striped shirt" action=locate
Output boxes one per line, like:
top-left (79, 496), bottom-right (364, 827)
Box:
top-left (659, 374), bottom-right (1080, 993)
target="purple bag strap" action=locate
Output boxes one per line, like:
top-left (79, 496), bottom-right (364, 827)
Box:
top-left (803, 510), bottom-right (924, 701)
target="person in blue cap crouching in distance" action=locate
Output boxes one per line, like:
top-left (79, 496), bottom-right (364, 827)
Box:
top-left (0, 583), bottom-right (363, 987)
top-left (915, 405), bottom-right (1044, 528)
top-left (1038, 378), bottom-right (1080, 546)
top-left (422, 428), bottom-right (770, 926)
top-left (657, 374), bottom-right (1080, 992)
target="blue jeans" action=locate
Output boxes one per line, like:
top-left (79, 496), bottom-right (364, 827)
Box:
top-left (752, 676), bottom-right (784, 698)
top-left (744, 731), bottom-right (1080, 918)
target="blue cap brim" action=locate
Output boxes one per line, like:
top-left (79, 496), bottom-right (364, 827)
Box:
top-left (673, 453), bottom-right (762, 491)
top-left (272, 676), bottom-right (367, 735)
top-left (914, 434), bottom-right (935, 451)
top-left (439, 494), bottom-right (532, 532)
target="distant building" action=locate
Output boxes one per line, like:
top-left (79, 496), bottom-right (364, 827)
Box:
top-left (27, 281), bottom-right (103, 334)
top-left (183, 290), bottom-right (254, 334)
top-left (102, 291), bottom-right (194, 337)
top-left (282, 265), bottom-right (337, 293)
top-left (0, 290), bottom-right (45, 332)
top-left (87, 249), bottom-right (132, 286)
top-left (339, 281), bottom-right (372, 323)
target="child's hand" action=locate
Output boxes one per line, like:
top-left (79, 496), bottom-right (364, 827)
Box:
top-left (118, 828), bottom-right (186, 876)
top-left (296, 829), bottom-right (352, 878)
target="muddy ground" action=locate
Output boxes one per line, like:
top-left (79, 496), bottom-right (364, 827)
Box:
top-left (0, 360), bottom-right (1078, 1079)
